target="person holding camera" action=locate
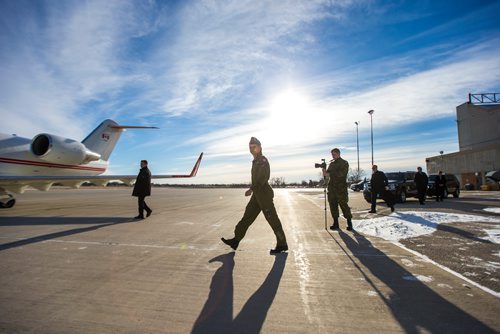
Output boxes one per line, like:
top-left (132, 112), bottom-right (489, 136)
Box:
top-left (369, 165), bottom-right (394, 213)
top-left (221, 137), bottom-right (288, 254)
top-left (322, 148), bottom-right (353, 231)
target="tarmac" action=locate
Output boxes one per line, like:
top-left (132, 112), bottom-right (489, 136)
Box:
top-left (0, 187), bottom-right (498, 333)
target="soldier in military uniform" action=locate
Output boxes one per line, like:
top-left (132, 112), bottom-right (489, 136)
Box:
top-left (322, 148), bottom-right (353, 231)
top-left (221, 137), bottom-right (288, 254)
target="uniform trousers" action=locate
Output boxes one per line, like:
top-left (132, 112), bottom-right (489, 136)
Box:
top-left (234, 187), bottom-right (287, 247)
top-left (327, 187), bottom-right (352, 220)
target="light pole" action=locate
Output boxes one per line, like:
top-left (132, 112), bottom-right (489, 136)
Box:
top-left (355, 121), bottom-right (360, 178)
top-left (368, 109), bottom-right (374, 167)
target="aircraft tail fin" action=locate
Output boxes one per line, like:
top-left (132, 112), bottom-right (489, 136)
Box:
top-left (188, 152), bottom-right (203, 177)
top-left (82, 119), bottom-right (158, 161)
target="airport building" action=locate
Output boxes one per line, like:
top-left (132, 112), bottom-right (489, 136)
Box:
top-left (426, 93), bottom-right (500, 190)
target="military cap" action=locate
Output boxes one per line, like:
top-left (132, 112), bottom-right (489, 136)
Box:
top-left (249, 137), bottom-right (261, 146)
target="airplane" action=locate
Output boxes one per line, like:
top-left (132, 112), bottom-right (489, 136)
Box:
top-left (0, 119), bottom-right (203, 208)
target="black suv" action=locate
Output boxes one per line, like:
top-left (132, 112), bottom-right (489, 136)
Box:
top-left (350, 179), bottom-right (368, 192)
top-left (363, 171), bottom-right (418, 203)
top-left (427, 173), bottom-right (460, 198)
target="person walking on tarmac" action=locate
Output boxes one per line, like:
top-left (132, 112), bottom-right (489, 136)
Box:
top-left (435, 170), bottom-right (446, 202)
top-left (322, 148), bottom-right (353, 231)
top-left (414, 166), bottom-right (429, 205)
top-left (221, 137), bottom-right (288, 254)
top-left (369, 165), bottom-right (395, 213)
top-left (132, 160), bottom-right (152, 219)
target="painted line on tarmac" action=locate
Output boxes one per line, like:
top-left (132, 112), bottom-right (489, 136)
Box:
top-left (0, 236), bottom-right (218, 252)
top-left (392, 241), bottom-right (500, 298)
top-left (48, 239), bottom-right (218, 251)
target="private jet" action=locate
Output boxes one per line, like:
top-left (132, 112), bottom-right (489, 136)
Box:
top-left (0, 119), bottom-right (203, 208)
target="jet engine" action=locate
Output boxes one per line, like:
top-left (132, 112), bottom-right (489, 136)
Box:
top-left (31, 133), bottom-right (101, 165)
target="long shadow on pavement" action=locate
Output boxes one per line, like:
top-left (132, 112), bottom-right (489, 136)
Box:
top-left (0, 217), bottom-right (133, 251)
top-left (191, 252), bottom-right (287, 333)
top-left (335, 230), bottom-right (496, 333)
top-left (0, 216), bottom-right (131, 226)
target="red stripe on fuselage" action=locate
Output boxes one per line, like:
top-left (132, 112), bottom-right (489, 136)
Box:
top-left (0, 157), bottom-right (106, 172)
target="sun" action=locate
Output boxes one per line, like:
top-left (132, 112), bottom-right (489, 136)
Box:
top-left (269, 88), bottom-right (309, 121)
top-left (261, 88), bottom-right (314, 146)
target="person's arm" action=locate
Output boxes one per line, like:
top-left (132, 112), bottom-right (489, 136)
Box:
top-left (383, 173), bottom-right (389, 190)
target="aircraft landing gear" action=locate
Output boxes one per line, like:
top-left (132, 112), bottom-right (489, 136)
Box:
top-left (0, 193), bottom-right (16, 208)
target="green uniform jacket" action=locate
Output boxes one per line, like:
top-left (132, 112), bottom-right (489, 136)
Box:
top-left (251, 154), bottom-right (271, 191)
top-left (326, 157), bottom-right (349, 191)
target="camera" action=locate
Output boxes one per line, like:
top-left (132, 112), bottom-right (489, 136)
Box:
top-left (314, 159), bottom-right (326, 169)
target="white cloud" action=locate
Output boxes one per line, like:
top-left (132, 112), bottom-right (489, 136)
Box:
top-left (181, 40), bottom-right (499, 182)
top-left (195, 59), bottom-right (495, 153)
top-left (156, 0), bottom-right (336, 116)
top-left (0, 0), bottom-right (157, 137)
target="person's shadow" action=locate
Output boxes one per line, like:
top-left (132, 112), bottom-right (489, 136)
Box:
top-left (191, 252), bottom-right (288, 334)
top-left (0, 217), bottom-right (133, 251)
top-left (337, 230), bottom-right (496, 333)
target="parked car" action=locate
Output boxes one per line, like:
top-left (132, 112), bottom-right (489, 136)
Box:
top-left (363, 171), bottom-right (418, 203)
top-left (350, 179), bottom-right (367, 192)
top-left (427, 173), bottom-right (460, 198)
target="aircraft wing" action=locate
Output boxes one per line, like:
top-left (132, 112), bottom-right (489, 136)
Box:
top-left (0, 153), bottom-right (203, 194)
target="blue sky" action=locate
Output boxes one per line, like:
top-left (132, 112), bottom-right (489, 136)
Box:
top-left (1, 0), bottom-right (499, 184)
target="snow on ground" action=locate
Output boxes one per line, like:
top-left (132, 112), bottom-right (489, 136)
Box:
top-left (483, 229), bottom-right (500, 244)
top-left (353, 211), bottom-right (500, 242)
top-left (483, 207), bottom-right (500, 214)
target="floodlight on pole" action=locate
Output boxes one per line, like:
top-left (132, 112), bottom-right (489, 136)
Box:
top-left (368, 110), bottom-right (374, 167)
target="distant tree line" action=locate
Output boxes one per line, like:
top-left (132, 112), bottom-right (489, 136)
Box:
top-left (75, 169), bottom-right (366, 189)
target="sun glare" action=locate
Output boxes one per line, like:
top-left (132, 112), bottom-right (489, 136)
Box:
top-left (262, 88), bottom-right (314, 146)
top-left (269, 89), bottom-right (309, 120)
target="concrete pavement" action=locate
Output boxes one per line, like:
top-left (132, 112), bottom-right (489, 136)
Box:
top-left (0, 188), bottom-right (498, 333)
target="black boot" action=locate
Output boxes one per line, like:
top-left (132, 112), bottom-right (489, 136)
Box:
top-left (221, 237), bottom-right (239, 250)
top-left (270, 244), bottom-right (288, 254)
top-left (330, 217), bottom-right (340, 230)
top-left (346, 218), bottom-right (353, 231)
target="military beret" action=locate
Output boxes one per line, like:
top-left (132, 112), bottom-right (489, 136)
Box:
top-left (249, 137), bottom-right (261, 145)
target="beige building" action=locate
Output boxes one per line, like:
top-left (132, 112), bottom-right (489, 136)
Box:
top-left (426, 95), bottom-right (500, 189)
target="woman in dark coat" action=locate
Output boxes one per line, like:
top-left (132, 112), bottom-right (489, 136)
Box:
top-left (132, 160), bottom-right (152, 219)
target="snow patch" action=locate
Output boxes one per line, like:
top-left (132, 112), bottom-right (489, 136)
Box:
top-left (483, 207), bottom-right (500, 214)
top-left (483, 229), bottom-right (500, 244)
top-left (353, 211), bottom-right (500, 242)
top-left (486, 261), bottom-right (500, 270)
top-left (401, 258), bottom-right (416, 267)
top-left (403, 274), bottom-right (433, 282)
